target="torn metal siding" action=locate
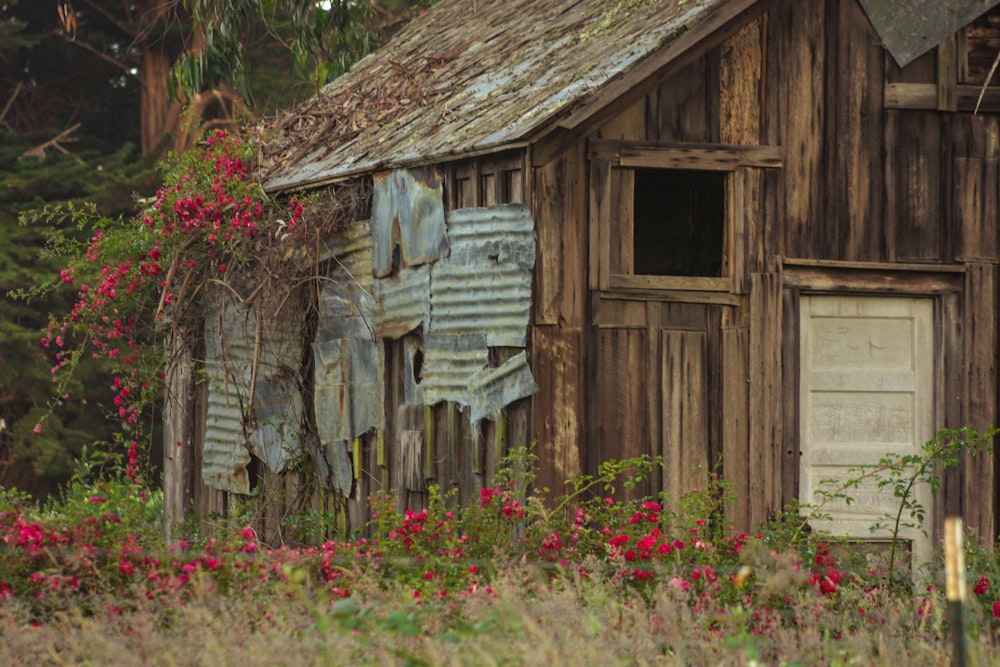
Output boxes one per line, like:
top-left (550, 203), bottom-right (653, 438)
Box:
top-left (430, 205), bottom-right (535, 347)
top-left (203, 301), bottom-right (255, 494)
top-left (318, 221), bottom-right (376, 342)
top-left (263, 0), bottom-right (732, 190)
top-left (859, 0), bottom-right (1000, 66)
top-left (371, 168), bottom-right (449, 277)
top-left (313, 337), bottom-right (380, 443)
top-left (468, 352), bottom-right (539, 422)
top-left (421, 333), bottom-right (489, 406)
top-left (202, 289), bottom-right (306, 493)
top-left (375, 265), bottom-right (431, 338)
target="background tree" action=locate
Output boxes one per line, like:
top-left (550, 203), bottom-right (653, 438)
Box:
top-left (0, 0), bottom-right (422, 497)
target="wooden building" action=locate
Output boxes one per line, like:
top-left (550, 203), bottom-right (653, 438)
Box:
top-left (165, 0), bottom-right (1000, 556)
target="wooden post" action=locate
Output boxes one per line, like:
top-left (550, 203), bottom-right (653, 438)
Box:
top-left (944, 517), bottom-right (967, 667)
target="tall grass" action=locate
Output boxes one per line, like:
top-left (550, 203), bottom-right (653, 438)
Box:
top-left (1, 444), bottom-right (1000, 665)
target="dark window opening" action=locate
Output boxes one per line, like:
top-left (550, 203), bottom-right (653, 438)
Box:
top-left (632, 168), bottom-right (725, 277)
top-left (412, 347), bottom-right (424, 385)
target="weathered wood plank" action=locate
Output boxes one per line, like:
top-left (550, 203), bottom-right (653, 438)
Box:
top-left (780, 287), bottom-right (799, 515)
top-left (766, 0), bottom-right (825, 260)
top-left (937, 36), bottom-right (958, 112)
top-left (661, 330), bottom-right (710, 506)
top-left (955, 157), bottom-right (999, 261)
top-left (720, 15), bottom-right (764, 146)
top-left (559, 0), bottom-right (762, 134)
top-left (884, 83), bottom-right (1000, 112)
top-left (884, 111), bottom-right (944, 262)
top-left (722, 325), bottom-right (750, 531)
top-left (593, 140), bottom-right (783, 169)
top-left (963, 262), bottom-right (997, 543)
top-left (163, 333), bottom-right (194, 539)
top-left (827, 0), bottom-right (884, 262)
top-left (593, 327), bottom-right (651, 499)
top-left (589, 154), bottom-right (612, 291)
top-left (748, 272), bottom-right (782, 526)
top-left (940, 293), bottom-right (965, 523)
top-left (656, 52), bottom-right (717, 143)
top-left (532, 143), bottom-right (587, 327)
top-left (598, 97), bottom-right (647, 142)
top-left (783, 266), bottom-right (963, 294)
top-left (609, 167), bottom-right (634, 275)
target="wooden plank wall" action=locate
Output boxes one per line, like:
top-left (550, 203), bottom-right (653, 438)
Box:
top-left (561, 0), bottom-right (1000, 537)
top-left (765, 0), bottom-right (1000, 541)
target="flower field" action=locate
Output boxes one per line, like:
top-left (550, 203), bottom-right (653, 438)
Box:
top-left (2, 453), bottom-right (1000, 666)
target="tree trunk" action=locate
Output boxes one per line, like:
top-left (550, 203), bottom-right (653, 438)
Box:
top-left (140, 45), bottom-right (184, 154)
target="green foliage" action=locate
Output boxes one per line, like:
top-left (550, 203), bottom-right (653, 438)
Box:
top-left (796, 426), bottom-right (997, 586)
top-left (174, 0), bottom-right (424, 99)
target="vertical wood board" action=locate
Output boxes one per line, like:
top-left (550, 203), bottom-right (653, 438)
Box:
top-left (661, 330), bottom-right (710, 505)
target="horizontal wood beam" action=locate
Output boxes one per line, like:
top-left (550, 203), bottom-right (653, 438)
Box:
top-left (590, 139), bottom-right (783, 169)
top-left (783, 264), bottom-right (964, 293)
top-left (885, 83), bottom-right (1000, 113)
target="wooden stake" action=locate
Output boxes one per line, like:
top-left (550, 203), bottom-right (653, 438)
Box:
top-left (944, 517), bottom-right (967, 667)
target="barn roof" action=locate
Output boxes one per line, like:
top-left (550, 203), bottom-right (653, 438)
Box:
top-left (260, 0), bottom-right (751, 192)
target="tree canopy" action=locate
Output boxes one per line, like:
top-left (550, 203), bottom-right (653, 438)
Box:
top-left (0, 0), bottom-right (422, 497)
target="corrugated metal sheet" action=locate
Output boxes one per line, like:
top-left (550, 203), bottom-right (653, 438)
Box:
top-left (371, 168), bottom-right (449, 277)
top-left (263, 0), bottom-right (731, 190)
top-left (468, 352), bottom-right (538, 422)
top-left (203, 301), bottom-right (254, 494)
top-left (203, 290), bottom-right (306, 491)
top-left (251, 376), bottom-right (304, 472)
top-left (313, 337), bottom-right (381, 443)
top-left (430, 205), bottom-right (535, 347)
top-left (859, 0), bottom-right (1000, 66)
top-left (375, 264), bottom-right (431, 338)
top-left (422, 333), bottom-right (488, 405)
top-left (318, 221), bottom-right (376, 342)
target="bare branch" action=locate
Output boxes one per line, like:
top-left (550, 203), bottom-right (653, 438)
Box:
top-left (21, 123), bottom-right (85, 164)
top-left (0, 81), bottom-right (23, 130)
top-left (65, 36), bottom-right (146, 86)
top-left (79, 0), bottom-right (140, 38)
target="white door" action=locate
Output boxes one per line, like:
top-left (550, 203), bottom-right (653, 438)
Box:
top-left (799, 296), bottom-right (934, 566)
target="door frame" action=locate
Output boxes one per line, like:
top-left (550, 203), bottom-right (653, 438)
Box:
top-left (781, 261), bottom-right (965, 560)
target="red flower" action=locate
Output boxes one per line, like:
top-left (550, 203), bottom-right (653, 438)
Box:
top-left (976, 577), bottom-right (991, 596)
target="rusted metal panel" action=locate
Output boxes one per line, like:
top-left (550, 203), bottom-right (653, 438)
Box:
top-left (468, 352), bottom-right (538, 422)
top-left (422, 333), bottom-right (488, 406)
top-left (858, 0), bottom-right (1000, 66)
top-left (250, 375), bottom-right (304, 472)
top-left (202, 387), bottom-right (251, 494)
top-left (371, 168), bottom-right (449, 277)
top-left (202, 289), bottom-right (306, 491)
top-left (263, 0), bottom-right (731, 190)
top-left (375, 265), bottom-right (431, 338)
top-left (430, 205), bottom-right (535, 347)
top-left (318, 221), bottom-right (376, 341)
top-left (202, 302), bottom-right (254, 494)
top-left (313, 337), bottom-right (380, 443)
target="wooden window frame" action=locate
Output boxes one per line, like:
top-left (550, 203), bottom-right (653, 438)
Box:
top-left (589, 140), bottom-right (780, 293)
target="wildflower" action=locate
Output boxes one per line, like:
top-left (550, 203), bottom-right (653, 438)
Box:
top-left (609, 534), bottom-right (629, 548)
top-left (976, 576), bottom-right (991, 596)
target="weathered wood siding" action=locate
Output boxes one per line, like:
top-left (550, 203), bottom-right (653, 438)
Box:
top-left (539, 0), bottom-right (1000, 540)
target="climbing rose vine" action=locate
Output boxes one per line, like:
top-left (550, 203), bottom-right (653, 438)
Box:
top-left (35, 130), bottom-right (306, 482)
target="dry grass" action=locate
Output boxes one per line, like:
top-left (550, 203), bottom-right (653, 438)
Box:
top-left (2, 565), bottom-right (994, 667)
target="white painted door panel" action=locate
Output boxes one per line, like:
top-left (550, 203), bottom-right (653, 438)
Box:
top-left (799, 296), bottom-right (934, 565)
